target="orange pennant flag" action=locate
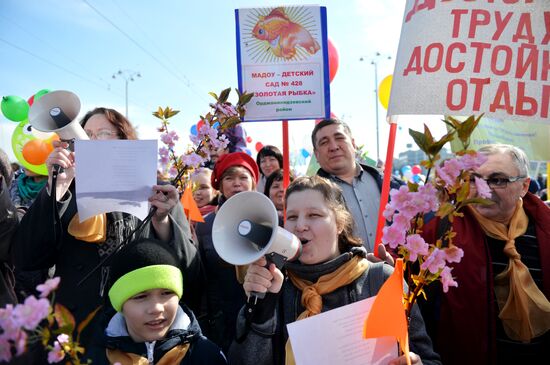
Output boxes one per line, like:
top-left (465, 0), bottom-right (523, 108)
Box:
top-left (180, 187), bottom-right (204, 223)
top-left (363, 259), bottom-right (410, 365)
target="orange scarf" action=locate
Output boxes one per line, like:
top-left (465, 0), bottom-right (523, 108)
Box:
top-left (106, 343), bottom-right (189, 364)
top-left (469, 200), bottom-right (550, 342)
top-left (284, 256), bottom-right (369, 364)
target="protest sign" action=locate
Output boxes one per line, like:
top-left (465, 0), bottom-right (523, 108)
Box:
top-left (389, 0), bottom-right (549, 123)
top-left (235, 6), bottom-right (330, 121)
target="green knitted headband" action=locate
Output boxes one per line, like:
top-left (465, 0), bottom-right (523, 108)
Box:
top-left (108, 265), bottom-right (183, 312)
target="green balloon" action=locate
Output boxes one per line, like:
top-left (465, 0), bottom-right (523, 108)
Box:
top-left (33, 89), bottom-right (50, 103)
top-left (1, 95), bottom-right (29, 122)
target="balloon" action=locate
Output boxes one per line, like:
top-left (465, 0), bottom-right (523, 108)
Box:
top-left (246, 136), bottom-right (252, 143)
top-left (245, 148), bottom-right (252, 156)
top-left (378, 75), bottom-right (393, 110)
top-left (1, 95), bottom-right (29, 122)
top-left (33, 89), bottom-right (50, 103)
top-left (11, 119), bottom-right (57, 175)
top-left (22, 139), bottom-right (54, 165)
top-left (327, 38), bottom-right (339, 83)
top-left (412, 174), bottom-right (421, 183)
top-left (301, 148), bottom-right (310, 158)
top-left (197, 119), bottom-right (205, 131)
top-left (190, 124), bottom-right (198, 136)
top-left (255, 142), bottom-right (264, 152)
top-left (401, 165), bottom-right (411, 174)
top-left (403, 170), bottom-right (413, 181)
top-left (411, 164), bottom-right (422, 175)
top-left (28, 89), bottom-right (50, 106)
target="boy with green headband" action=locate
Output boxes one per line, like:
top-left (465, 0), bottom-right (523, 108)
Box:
top-left (96, 238), bottom-right (227, 364)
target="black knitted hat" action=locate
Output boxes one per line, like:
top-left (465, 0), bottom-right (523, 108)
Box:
top-left (108, 238), bottom-right (183, 311)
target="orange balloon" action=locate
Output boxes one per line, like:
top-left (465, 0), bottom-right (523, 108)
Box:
top-left (22, 139), bottom-right (53, 165)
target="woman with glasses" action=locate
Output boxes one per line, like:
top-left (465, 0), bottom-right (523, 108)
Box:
top-left (13, 107), bottom-right (201, 360)
top-left (420, 144), bottom-right (550, 365)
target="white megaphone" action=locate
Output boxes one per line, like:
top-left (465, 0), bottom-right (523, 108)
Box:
top-left (212, 191), bottom-right (301, 269)
top-left (28, 90), bottom-right (88, 144)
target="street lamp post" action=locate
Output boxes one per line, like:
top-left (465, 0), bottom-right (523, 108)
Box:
top-left (112, 69), bottom-right (141, 119)
top-left (360, 53), bottom-right (391, 162)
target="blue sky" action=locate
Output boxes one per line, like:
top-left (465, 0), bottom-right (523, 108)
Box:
top-left (0, 0), bottom-right (445, 166)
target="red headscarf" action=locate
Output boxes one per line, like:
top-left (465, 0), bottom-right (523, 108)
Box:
top-left (211, 152), bottom-right (259, 190)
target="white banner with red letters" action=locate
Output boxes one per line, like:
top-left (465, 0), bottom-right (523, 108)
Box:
top-left (388, 0), bottom-right (549, 123)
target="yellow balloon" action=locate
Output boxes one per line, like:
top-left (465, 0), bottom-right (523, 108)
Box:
top-left (378, 74), bottom-right (393, 110)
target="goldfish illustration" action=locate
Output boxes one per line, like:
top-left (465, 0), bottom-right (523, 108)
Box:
top-left (252, 7), bottom-right (320, 59)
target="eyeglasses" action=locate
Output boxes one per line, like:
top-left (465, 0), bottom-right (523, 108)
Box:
top-left (85, 129), bottom-right (118, 140)
top-left (470, 174), bottom-right (526, 189)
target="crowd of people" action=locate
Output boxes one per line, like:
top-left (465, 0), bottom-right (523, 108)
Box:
top-left (0, 109), bottom-right (549, 365)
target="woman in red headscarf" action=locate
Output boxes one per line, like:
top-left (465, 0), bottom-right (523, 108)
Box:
top-left (194, 151), bottom-right (259, 353)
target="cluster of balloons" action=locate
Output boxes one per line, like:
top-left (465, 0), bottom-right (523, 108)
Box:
top-left (1, 90), bottom-right (58, 175)
top-left (401, 164), bottom-right (424, 183)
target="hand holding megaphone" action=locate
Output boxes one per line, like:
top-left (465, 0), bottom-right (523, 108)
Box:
top-left (212, 191), bottom-right (302, 300)
top-left (242, 256), bottom-right (285, 298)
top-left (45, 140), bottom-right (75, 200)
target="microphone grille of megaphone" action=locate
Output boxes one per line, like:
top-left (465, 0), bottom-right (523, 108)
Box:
top-left (28, 90), bottom-right (88, 141)
top-left (212, 191), bottom-right (301, 266)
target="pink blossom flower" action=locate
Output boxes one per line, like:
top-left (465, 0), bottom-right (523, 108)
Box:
top-left (382, 224), bottom-right (407, 249)
top-left (211, 135), bottom-right (229, 150)
top-left (47, 341), bottom-right (65, 363)
top-left (13, 296), bottom-right (50, 330)
top-left (392, 213), bottom-right (411, 232)
top-left (56, 333), bottom-right (70, 345)
top-left (460, 153), bottom-right (487, 170)
top-left (444, 245), bottom-right (464, 263)
top-left (440, 266), bottom-right (458, 293)
top-left (0, 335), bottom-right (12, 362)
top-left (168, 167), bottom-right (178, 179)
top-left (14, 329), bottom-right (27, 355)
top-left (404, 234), bottom-right (430, 262)
top-left (0, 304), bottom-right (19, 334)
top-left (383, 203), bottom-right (395, 221)
top-left (36, 277), bottom-right (60, 298)
top-left (437, 158), bottom-right (462, 186)
top-left (160, 131), bottom-right (179, 148)
top-left (182, 153), bottom-right (205, 169)
top-left (418, 183), bottom-right (439, 212)
top-left (474, 176), bottom-right (492, 199)
top-left (421, 248), bottom-right (447, 274)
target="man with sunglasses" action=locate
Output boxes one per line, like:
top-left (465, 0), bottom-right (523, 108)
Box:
top-left (420, 144), bottom-right (550, 365)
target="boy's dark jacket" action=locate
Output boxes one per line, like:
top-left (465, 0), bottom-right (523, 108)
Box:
top-left (91, 304), bottom-right (227, 364)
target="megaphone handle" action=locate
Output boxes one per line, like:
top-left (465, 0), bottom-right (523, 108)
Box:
top-left (249, 252), bottom-right (287, 300)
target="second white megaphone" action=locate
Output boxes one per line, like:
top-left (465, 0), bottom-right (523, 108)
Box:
top-left (28, 90), bottom-right (88, 141)
top-left (212, 191), bottom-right (301, 267)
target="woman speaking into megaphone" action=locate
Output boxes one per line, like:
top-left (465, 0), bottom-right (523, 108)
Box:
top-left (230, 176), bottom-right (441, 365)
top-left (14, 106), bottom-right (200, 359)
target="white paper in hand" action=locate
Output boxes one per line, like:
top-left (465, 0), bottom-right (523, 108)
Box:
top-left (74, 139), bottom-right (157, 222)
top-left (287, 296), bottom-right (397, 365)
